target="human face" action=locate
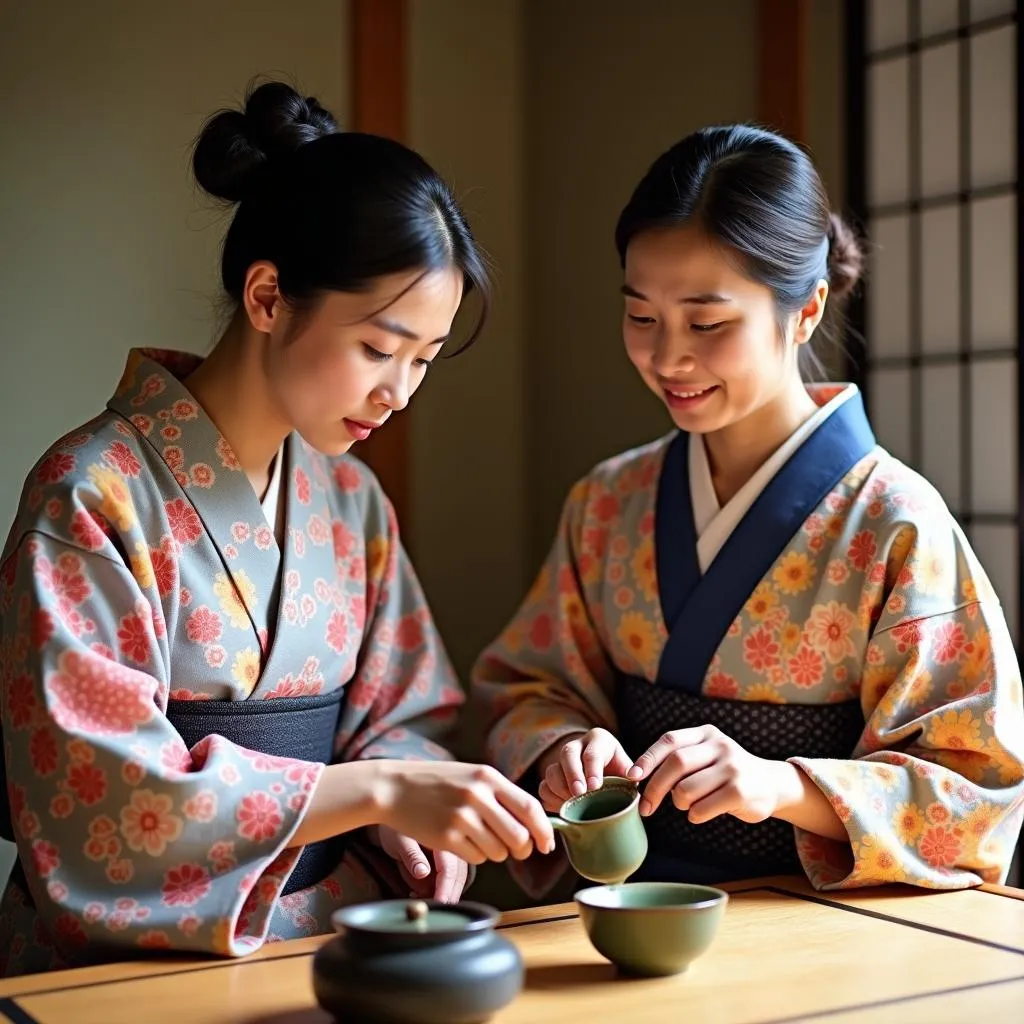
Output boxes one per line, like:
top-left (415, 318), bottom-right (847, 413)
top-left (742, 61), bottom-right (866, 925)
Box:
top-left (622, 225), bottom-right (816, 437)
top-left (259, 268), bottom-right (463, 456)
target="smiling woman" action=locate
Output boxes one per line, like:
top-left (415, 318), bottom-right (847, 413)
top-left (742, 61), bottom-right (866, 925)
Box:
top-left (0, 79), bottom-right (557, 978)
top-left (472, 124), bottom-right (1024, 902)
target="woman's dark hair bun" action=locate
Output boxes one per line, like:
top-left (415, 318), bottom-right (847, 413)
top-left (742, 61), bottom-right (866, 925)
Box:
top-left (826, 212), bottom-right (864, 301)
top-left (192, 80), bottom-right (338, 203)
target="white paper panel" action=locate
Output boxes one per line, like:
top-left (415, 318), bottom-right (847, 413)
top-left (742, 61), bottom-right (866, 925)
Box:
top-left (869, 0), bottom-right (908, 51)
top-left (868, 214), bottom-right (911, 358)
top-left (971, 0), bottom-right (1016, 21)
top-left (970, 26), bottom-right (1016, 188)
top-left (970, 194), bottom-right (1017, 350)
top-left (921, 43), bottom-right (960, 198)
top-left (870, 367), bottom-right (913, 465)
top-left (869, 57), bottom-right (910, 206)
top-left (969, 523), bottom-right (1018, 645)
top-left (970, 358), bottom-right (1018, 515)
top-left (921, 205), bottom-right (961, 354)
top-left (921, 365), bottom-right (962, 511)
top-left (921, 0), bottom-right (960, 36)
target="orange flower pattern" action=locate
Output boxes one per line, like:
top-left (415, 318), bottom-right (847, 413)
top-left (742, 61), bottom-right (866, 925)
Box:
top-left (472, 413), bottom-right (1024, 898)
top-left (0, 350), bottom-right (462, 976)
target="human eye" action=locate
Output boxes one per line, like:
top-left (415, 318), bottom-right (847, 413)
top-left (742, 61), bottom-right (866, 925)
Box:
top-left (691, 322), bottom-right (726, 333)
top-left (626, 314), bottom-right (656, 326)
top-left (362, 344), bottom-right (392, 362)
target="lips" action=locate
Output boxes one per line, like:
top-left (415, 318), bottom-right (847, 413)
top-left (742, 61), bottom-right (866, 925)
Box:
top-left (343, 418), bottom-right (384, 442)
top-left (662, 384), bottom-right (716, 399)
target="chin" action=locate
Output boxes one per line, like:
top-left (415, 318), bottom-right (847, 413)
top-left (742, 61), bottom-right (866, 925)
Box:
top-left (296, 429), bottom-right (355, 459)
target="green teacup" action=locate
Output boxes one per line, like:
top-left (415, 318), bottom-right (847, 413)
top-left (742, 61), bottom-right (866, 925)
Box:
top-left (575, 882), bottom-right (729, 977)
top-left (546, 776), bottom-right (648, 885)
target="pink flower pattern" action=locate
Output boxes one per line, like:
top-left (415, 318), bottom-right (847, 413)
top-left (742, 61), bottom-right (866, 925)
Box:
top-left (0, 349), bottom-right (461, 976)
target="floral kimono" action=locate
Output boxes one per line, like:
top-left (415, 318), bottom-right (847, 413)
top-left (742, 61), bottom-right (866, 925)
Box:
top-left (472, 385), bottom-right (1024, 896)
top-left (0, 349), bottom-right (463, 975)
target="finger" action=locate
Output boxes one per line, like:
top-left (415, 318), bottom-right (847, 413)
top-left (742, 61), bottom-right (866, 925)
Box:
top-left (628, 727), bottom-right (712, 782)
top-left (687, 777), bottom-right (741, 824)
top-left (538, 778), bottom-right (565, 813)
top-left (670, 763), bottom-right (729, 814)
top-left (604, 741), bottom-right (635, 781)
top-left (639, 741), bottom-right (719, 816)
top-left (433, 851), bottom-right (467, 903)
top-left (559, 739), bottom-right (587, 797)
top-left (433, 825), bottom-right (491, 867)
top-left (454, 806), bottom-right (513, 863)
top-left (581, 734), bottom-right (615, 790)
top-left (393, 834), bottom-right (431, 881)
top-left (543, 763), bottom-right (573, 804)
top-left (494, 781), bottom-right (556, 856)
top-left (396, 859), bottom-right (433, 897)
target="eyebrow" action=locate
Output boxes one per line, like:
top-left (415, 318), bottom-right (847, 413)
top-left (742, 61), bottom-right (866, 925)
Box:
top-left (371, 316), bottom-right (448, 345)
top-left (620, 284), bottom-right (732, 305)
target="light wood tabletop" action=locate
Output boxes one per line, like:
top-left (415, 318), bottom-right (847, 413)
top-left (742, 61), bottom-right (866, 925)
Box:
top-left (1, 875), bottom-right (1023, 1023)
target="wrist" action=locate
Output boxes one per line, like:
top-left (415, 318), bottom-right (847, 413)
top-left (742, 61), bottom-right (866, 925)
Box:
top-left (365, 759), bottom-right (404, 830)
top-left (766, 759), bottom-right (805, 817)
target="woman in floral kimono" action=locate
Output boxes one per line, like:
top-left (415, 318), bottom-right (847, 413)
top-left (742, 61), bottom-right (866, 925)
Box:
top-left (473, 125), bottom-right (1024, 897)
top-left (0, 81), bottom-right (553, 976)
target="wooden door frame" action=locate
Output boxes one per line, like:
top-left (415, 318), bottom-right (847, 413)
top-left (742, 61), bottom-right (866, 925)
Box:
top-left (756, 0), bottom-right (810, 142)
top-left (348, 0), bottom-right (412, 533)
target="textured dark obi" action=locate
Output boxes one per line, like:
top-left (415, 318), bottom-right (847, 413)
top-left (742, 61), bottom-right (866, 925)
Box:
top-left (166, 688), bottom-right (347, 896)
top-left (615, 675), bottom-right (865, 881)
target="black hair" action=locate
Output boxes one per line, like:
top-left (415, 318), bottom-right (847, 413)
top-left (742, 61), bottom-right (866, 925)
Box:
top-left (192, 79), bottom-right (491, 352)
top-left (614, 124), bottom-right (863, 377)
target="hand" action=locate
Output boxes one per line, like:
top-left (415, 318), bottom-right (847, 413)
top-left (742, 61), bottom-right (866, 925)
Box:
top-left (376, 761), bottom-right (555, 866)
top-left (376, 826), bottom-right (470, 903)
top-left (628, 726), bottom-right (782, 824)
top-left (537, 729), bottom-right (634, 812)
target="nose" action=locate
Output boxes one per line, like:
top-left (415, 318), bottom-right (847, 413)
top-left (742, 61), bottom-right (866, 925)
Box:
top-left (650, 328), bottom-right (697, 378)
top-left (372, 366), bottom-right (412, 412)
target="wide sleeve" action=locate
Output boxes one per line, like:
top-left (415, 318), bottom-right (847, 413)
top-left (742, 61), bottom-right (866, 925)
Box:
top-left (793, 528), bottom-right (1024, 890)
top-left (470, 484), bottom-right (621, 898)
top-left (471, 481), bottom-right (619, 783)
top-left (0, 534), bottom-right (324, 962)
top-left (333, 497), bottom-right (464, 764)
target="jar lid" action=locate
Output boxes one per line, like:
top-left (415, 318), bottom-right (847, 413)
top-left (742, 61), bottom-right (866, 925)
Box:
top-left (331, 899), bottom-right (500, 937)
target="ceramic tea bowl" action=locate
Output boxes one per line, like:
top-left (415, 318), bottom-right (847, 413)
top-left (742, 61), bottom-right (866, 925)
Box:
top-left (574, 881), bottom-right (728, 977)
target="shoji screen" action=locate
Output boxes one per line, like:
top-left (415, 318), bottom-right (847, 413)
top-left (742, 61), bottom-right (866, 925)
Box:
top-left (848, 0), bottom-right (1021, 646)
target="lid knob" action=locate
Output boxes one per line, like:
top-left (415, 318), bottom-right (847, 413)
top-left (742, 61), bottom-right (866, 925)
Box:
top-left (406, 900), bottom-right (429, 924)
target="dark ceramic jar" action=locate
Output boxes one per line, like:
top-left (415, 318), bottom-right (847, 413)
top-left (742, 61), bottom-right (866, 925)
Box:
top-left (312, 898), bottom-right (524, 1023)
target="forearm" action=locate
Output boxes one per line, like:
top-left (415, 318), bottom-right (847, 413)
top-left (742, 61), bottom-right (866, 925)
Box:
top-left (288, 760), bottom-right (390, 848)
top-left (769, 760), bottom-right (848, 842)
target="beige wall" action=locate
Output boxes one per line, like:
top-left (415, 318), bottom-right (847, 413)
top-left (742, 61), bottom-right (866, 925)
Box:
top-left (407, 0), bottom-right (528, 686)
top-left (0, 0), bottom-right (349, 532)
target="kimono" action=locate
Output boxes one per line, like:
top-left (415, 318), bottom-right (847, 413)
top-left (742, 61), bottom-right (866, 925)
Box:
top-left (472, 384), bottom-right (1024, 896)
top-left (0, 349), bottom-right (464, 976)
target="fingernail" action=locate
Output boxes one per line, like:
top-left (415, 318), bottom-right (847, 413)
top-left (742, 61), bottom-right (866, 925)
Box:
top-left (627, 766), bottom-right (643, 780)
top-left (586, 776), bottom-right (600, 791)
top-left (571, 781), bottom-right (586, 796)
top-left (412, 864), bottom-right (430, 879)
top-left (640, 800), bottom-right (652, 816)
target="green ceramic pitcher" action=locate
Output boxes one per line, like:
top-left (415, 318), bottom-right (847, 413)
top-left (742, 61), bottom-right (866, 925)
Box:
top-left (547, 776), bottom-right (648, 885)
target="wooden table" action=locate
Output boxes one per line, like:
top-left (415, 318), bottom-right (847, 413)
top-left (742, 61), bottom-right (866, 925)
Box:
top-left (1, 875), bottom-right (1023, 1023)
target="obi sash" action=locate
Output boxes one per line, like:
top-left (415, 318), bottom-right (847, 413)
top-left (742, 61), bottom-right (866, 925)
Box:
top-left (615, 676), bottom-right (865, 881)
top-left (0, 689), bottom-right (348, 895)
top-left (165, 689), bottom-right (347, 896)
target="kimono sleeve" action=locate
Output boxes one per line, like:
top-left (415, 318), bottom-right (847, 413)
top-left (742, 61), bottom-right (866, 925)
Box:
top-left (468, 481), bottom-right (622, 898)
top-left (471, 479), bottom-right (619, 784)
top-left (332, 492), bottom-right (464, 763)
top-left (792, 528), bottom-right (1024, 890)
top-left (0, 534), bottom-right (324, 963)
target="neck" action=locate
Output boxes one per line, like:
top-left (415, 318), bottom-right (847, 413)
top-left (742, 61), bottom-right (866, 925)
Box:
top-left (703, 374), bottom-right (819, 506)
top-left (183, 318), bottom-right (292, 497)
